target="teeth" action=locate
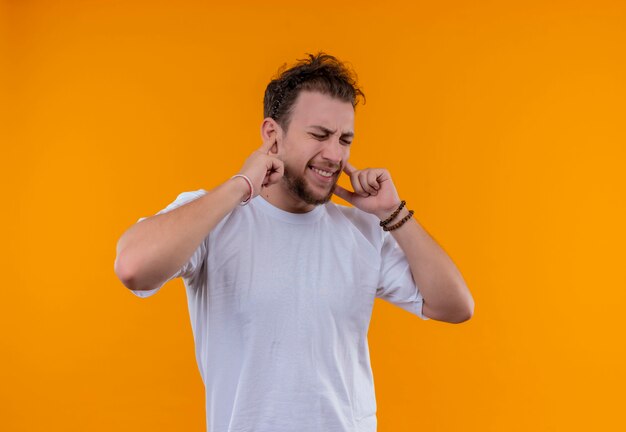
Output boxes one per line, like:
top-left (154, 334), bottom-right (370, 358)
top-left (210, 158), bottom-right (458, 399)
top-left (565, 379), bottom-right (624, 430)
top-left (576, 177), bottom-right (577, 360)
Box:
top-left (311, 167), bottom-right (333, 177)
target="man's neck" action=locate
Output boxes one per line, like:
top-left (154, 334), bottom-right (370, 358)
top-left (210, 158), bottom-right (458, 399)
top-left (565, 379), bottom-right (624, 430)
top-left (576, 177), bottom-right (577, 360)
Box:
top-left (260, 182), bottom-right (317, 214)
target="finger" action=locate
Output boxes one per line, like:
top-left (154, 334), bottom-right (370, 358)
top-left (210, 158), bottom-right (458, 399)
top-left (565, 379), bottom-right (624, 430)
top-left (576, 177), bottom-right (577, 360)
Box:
top-left (343, 162), bottom-right (358, 176)
top-left (264, 171), bottom-right (282, 187)
top-left (358, 171), bottom-right (377, 195)
top-left (262, 158), bottom-right (284, 187)
top-left (258, 135), bottom-right (276, 154)
top-left (333, 184), bottom-right (356, 204)
top-left (351, 173), bottom-right (369, 197)
top-left (265, 155), bottom-right (283, 172)
top-left (367, 170), bottom-right (381, 191)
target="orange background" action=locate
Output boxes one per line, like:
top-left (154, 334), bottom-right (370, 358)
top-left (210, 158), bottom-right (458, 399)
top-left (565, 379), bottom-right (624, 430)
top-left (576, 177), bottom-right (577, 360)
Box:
top-left (2, 0), bottom-right (625, 430)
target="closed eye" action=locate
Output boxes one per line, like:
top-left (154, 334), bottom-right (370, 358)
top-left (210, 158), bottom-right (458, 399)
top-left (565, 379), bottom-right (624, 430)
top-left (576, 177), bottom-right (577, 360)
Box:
top-left (311, 133), bottom-right (351, 145)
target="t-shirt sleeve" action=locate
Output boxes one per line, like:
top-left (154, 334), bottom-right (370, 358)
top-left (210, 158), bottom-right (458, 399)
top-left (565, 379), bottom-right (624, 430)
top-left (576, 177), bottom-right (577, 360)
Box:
top-left (129, 189), bottom-right (209, 298)
top-left (376, 231), bottom-right (429, 320)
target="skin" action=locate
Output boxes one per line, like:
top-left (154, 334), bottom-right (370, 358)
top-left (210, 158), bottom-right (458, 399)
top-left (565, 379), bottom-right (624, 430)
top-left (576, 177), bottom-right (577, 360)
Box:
top-left (259, 90), bottom-right (356, 213)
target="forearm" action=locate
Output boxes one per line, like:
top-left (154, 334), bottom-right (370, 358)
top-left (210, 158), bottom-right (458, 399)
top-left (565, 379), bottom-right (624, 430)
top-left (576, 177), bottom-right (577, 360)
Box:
top-left (114, 177), bottom-right (248, 291)
top-left (378, 207), bottom-right (474, 323)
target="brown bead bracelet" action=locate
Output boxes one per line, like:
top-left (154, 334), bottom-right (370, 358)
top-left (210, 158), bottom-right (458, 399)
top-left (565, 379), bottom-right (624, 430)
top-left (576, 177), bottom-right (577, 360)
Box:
top-left (383, 210), bottom-right (414, 231)
top-left (379, 200), bottom-right (406, 227)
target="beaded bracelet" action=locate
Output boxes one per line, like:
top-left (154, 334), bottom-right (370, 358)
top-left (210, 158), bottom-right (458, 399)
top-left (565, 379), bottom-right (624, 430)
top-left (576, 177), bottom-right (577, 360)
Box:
top-left (379, 200), bottom-right (406, 227)
top-left (383, 210), bottom-right (414, 231)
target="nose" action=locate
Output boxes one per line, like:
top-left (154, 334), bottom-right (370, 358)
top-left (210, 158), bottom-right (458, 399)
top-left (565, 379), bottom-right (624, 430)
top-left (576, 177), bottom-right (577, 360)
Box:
top-left (320, 137), bottom-right (346, 165)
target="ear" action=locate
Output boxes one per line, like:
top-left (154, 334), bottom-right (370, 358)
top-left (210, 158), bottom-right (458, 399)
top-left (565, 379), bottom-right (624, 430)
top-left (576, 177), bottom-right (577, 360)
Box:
top-left (260, 117), bottom-right (282, 154)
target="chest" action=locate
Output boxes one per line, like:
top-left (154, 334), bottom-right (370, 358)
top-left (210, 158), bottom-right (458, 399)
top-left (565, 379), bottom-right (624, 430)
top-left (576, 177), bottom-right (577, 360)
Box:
top-left (205, 218), bottom-right (380, 331)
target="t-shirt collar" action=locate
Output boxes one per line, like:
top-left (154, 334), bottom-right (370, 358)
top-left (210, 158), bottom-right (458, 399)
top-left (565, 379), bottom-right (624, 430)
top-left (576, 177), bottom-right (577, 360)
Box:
top-left (252, 195), bottom-right (325, 224)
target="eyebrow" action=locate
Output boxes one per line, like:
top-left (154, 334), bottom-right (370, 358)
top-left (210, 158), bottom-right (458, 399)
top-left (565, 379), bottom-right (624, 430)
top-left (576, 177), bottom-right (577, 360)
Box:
top-left (308, 125), bottom-right (354, 139)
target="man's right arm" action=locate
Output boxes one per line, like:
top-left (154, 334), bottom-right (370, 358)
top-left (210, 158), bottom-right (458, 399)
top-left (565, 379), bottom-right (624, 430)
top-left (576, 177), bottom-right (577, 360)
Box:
top-left (114, 178), bottom-right (249, 291)
top-left (114, 135), bottom-right (284, 292)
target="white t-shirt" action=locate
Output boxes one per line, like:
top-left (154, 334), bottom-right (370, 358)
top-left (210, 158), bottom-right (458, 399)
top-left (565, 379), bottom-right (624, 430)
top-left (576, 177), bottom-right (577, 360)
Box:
top-left (132, 189), bottom-right (428, 432)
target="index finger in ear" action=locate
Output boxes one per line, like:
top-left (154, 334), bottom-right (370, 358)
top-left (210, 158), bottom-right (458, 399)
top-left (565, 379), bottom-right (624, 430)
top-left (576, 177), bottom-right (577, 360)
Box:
top-left (333, 184), bottom-right (356, 204)
top-left (343, 162), bottom-right (358, 176)
top-left (258, 135), bottom-right (275, 154)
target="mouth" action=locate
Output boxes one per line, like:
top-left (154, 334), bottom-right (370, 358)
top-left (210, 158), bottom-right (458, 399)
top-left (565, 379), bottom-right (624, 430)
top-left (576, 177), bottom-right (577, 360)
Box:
top-left (308, 165), bottom-right (337, 179)
top-left (308, 165), bottom-right (339, 184)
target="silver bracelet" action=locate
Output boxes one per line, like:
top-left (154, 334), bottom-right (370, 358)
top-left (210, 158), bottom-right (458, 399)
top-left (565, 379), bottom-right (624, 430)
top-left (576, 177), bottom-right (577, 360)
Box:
top-left (231, 174), bottom-right (254, 206)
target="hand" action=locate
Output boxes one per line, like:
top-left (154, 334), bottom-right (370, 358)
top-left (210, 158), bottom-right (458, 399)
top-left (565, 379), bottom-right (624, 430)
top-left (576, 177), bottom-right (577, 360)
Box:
top-left (236, 135), bottom-right (284, 199)
top-left (333, 163), bottom-right (402, 219)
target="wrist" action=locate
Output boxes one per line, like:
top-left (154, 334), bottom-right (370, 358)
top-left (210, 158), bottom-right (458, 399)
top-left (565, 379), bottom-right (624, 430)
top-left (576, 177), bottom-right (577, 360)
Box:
top-left (383, 207), bottom-right (414, 231)
top-left (375, 200), bottom-right (404, 221)
top-left (229, 175), bottom-right (253, 203)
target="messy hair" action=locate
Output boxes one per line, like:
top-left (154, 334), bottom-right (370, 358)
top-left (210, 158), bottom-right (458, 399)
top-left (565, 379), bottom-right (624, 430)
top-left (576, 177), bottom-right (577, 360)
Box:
top-left (263, 52), bottom-right (366, 132)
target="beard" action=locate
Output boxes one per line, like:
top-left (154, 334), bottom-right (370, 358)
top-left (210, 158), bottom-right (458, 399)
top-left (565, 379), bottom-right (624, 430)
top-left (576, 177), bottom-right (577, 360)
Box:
top-left (282, 164), bottom-right (338, 206)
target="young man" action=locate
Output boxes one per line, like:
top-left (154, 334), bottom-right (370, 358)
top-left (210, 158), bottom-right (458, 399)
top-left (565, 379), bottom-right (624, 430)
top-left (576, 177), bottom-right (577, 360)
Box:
top-left (115, 53), bottom-right (474, 432)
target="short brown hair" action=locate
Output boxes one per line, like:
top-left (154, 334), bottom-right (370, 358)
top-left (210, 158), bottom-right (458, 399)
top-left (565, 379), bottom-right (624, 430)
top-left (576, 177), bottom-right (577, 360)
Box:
top-left (263, 52), bottom-right (366, 132)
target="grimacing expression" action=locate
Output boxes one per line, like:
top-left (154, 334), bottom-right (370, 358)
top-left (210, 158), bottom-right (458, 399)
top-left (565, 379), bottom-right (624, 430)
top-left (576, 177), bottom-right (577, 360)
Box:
top-left (277, 91), bottom-right (355, 205)
top-left (282, 163), bottom-right (338, 205)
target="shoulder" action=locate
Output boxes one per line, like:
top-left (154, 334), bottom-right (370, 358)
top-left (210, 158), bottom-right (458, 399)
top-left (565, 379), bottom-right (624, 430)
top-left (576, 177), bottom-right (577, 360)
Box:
top-left (327, 201), bottom-right (378, 225)
top-left (325, 201), bottom-right (385, 248)
top-left (161, 189), bottom-right (208, 211)
top-left (137, 189), bottom-right (209, 223)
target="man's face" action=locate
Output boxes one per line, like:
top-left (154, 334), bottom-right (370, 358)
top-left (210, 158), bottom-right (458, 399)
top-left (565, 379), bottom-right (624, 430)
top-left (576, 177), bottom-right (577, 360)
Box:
top-left (277, 91), bottom-right (355, 206)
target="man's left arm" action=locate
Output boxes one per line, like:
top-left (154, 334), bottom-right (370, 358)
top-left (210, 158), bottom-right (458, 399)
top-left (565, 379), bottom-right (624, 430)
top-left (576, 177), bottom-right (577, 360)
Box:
top-left (378, 207), bottom-right (474, 323)
top-left (334, 163), bottom-right (474, 324)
